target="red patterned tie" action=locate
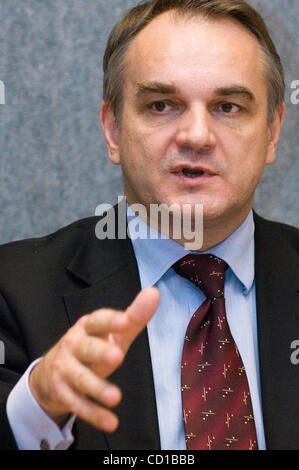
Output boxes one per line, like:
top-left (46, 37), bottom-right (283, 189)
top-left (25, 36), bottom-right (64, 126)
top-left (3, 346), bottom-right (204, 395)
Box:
top-left (173, 254), bottom-right (258, 450)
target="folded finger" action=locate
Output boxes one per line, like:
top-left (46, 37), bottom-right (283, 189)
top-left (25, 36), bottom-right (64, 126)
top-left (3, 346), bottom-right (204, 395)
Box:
top-left (63, 356), bottom-right (122, 409)
top-left (56, 381), bottom-right (119, 433)
top-left (84, 308), bottom-right (127, 337)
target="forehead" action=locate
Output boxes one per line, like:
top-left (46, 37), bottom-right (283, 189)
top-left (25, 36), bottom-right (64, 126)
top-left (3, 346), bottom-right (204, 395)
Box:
top-left (124, 11), bottom-right (266, 96)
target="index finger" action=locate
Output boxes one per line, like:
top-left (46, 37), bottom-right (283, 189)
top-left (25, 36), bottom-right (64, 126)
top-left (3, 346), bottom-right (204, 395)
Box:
top-left (84, 309), bottom-right (126, 337)
top-left (113, 287), bottom-right (160, 354)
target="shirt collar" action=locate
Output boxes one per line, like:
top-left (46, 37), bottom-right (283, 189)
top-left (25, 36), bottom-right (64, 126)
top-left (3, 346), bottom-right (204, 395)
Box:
top-left (127, 206), bottom-right (255, 295)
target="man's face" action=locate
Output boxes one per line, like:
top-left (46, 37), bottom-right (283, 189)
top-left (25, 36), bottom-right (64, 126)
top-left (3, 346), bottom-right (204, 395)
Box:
top-left (101, 12), bottom-right (284, 229)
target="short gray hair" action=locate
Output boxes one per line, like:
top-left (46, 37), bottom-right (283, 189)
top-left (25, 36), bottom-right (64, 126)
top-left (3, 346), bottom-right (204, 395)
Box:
top-left (103, 0), bottom-right (285, 124)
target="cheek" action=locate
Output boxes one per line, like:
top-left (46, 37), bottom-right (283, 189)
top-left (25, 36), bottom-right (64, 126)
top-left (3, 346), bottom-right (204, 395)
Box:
top-left (218, 127), bottom-right (269, 200)
top-left (118, 130), bottom-right (158, 194)
top-left (122, 122), bottom-right (171, 170)
top-left (224, 123), bottom-right (269, 171)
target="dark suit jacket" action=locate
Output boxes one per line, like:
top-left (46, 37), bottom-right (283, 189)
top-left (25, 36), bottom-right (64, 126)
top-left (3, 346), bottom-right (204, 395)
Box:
top-left (0, 210), bottom-right (298, 450)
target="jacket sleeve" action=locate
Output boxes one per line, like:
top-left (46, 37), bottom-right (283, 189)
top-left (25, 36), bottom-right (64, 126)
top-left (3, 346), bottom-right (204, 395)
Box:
top-left (0, 290), bottom-right (29, 450)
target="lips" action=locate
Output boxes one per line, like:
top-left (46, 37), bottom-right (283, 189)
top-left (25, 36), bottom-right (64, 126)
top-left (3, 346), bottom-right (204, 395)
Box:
top-left (171, 164), bottom-right (216, 178)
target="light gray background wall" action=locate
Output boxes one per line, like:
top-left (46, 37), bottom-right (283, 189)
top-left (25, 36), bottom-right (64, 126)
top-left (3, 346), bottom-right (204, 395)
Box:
top-left (0, 0), bottom-right (298, 244)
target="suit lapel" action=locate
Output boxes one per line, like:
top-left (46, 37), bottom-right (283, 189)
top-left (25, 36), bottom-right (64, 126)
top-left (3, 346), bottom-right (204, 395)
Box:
top-left (254, 213), bottom-right (299, 449)
top-left (63, 209), bottom-right (160, 450)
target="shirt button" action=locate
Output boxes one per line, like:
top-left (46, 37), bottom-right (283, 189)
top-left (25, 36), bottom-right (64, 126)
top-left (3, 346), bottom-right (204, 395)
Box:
top-left (40, 439), bottom-right (50, 450)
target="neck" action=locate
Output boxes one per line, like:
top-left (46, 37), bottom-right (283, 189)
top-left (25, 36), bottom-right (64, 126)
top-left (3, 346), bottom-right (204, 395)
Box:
top-left (125, 195), bottom-right (253, 252)
top-left (155, 207), bottom-right (253, 252)
top-left (196, 210), bottom-right (252, 252)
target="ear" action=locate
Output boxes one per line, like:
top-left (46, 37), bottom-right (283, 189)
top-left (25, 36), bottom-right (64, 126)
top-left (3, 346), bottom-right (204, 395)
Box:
top-left (265, 102), bottom-right (286, 165)
top-left (100, 101), bottom-right (121, 165)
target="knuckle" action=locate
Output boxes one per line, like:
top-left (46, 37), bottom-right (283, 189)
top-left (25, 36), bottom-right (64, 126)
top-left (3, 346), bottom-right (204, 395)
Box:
top-left (90, 308), bottom-right (117, 325)
top-left (83, 314), bottom-right (97, 333)
top-left (96, 308), bottom-right (115, 316)
top-left (49, 375), bottom-right (64, 402)
top-left (76, 315), bottom-right (88, 328)
top-left (61, 330), bottom-right (80, 350)
top-left (46, 352), bottom-right (65, 380)
top-left (51, 358), bottom-right (63, 375)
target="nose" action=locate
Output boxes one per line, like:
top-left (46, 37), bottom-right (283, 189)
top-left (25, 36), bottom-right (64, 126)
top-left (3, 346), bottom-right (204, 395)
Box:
top-left (175, 104), bottom-right (216, 151)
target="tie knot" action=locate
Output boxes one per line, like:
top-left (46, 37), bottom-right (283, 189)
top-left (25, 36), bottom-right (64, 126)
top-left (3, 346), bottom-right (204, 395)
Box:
top-left (173, 254), bottom-right (228, 299)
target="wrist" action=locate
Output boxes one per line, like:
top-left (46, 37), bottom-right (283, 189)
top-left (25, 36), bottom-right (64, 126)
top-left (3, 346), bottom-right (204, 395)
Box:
top-left (28, 361), bottom-right (70, 428)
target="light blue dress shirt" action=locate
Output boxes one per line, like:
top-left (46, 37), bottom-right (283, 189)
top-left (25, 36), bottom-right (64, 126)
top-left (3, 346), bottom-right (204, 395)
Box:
top-left (7, 208), bottom-right (266, 450)
top-left (128, 207), bottom-right (266, 450)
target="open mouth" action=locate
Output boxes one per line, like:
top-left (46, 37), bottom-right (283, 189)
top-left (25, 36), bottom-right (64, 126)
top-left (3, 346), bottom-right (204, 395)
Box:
top-left (171, 164), bottom-right (216, 184)
top-left (181, 168), bottom-right (205, 178)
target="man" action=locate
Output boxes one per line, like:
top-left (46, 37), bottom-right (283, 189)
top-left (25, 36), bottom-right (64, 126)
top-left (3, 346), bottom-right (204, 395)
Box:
top-left (0, 0), bottom-right (298, 451)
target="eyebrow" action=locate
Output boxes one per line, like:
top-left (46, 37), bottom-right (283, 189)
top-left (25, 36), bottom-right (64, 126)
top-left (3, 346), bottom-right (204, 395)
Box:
top-left (136, 82), bottom-right (177, 97)
top-left (136, 81), bottom-right (255, 102)
top-left (214, 86), bottom-right (255, 102)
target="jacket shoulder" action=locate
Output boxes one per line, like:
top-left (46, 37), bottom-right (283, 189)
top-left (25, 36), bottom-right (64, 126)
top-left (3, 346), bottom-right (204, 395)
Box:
top-left (254, 212), bottom-right (299, 253)
top-left (0, 217), bottom-right (100, 279)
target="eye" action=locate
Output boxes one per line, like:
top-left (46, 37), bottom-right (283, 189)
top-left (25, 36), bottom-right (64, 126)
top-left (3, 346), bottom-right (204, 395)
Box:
top-left (218, 102), bottom-right (241, 114)
top-left (150, 101), bottom-right (172, 113)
